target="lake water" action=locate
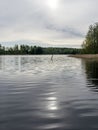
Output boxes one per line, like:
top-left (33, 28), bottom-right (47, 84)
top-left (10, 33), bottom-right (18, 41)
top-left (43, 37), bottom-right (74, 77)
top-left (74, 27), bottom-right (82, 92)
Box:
top-left (0, 55), bottom-right (98, 130)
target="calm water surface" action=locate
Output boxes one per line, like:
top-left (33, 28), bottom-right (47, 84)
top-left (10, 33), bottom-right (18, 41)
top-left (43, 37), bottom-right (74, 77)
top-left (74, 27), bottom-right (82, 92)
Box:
top-left (0, 55), bottom-right (98, 130)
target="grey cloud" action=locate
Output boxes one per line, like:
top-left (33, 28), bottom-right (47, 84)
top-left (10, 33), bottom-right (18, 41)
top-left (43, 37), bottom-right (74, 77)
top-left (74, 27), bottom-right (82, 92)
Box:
top-left (0, 0), bottom-right (98, 46)
top-left (46, 24), bottom-right (84, 38)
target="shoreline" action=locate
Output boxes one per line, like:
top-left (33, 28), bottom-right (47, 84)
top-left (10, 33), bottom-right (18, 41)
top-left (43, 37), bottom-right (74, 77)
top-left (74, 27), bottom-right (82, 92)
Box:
top-left (69, 54), bottom-right (98, 59)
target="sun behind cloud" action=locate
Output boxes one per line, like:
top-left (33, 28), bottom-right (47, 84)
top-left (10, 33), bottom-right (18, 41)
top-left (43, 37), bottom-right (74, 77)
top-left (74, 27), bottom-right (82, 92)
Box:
top-left (47, 0), bottom-right (58, 10)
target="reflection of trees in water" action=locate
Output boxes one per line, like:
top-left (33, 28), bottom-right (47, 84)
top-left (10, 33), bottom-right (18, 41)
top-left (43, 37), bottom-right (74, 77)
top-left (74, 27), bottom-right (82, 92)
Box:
top-left (0, 56), bottom-right (43, 72)
top-left (0, 56), bottom-right (21, 72)
top-left (0, 56), bottom-right (2, 70)
top-left (82, 59), bottom-right (98, 92)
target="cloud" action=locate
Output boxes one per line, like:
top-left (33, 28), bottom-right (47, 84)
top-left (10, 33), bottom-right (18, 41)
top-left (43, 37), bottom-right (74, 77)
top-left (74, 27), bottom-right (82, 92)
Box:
top-left (0, 0), bottom-right (98, 47)
top-left (46, 24), bottom-right (84, 38)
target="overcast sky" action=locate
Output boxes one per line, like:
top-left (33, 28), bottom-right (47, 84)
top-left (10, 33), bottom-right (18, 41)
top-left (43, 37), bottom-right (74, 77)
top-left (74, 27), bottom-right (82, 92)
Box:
top-left (0, 0), bottom-right (98, 47)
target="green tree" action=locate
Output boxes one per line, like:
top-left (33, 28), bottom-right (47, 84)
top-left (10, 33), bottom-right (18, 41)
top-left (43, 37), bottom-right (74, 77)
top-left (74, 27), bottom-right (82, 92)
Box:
top-left (82, 23), bottom-right (98, 54)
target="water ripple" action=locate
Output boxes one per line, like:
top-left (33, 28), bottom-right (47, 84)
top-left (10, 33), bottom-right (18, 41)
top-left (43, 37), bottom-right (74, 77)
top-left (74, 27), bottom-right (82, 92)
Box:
top-left (0, 55), bottom-right (98, 130)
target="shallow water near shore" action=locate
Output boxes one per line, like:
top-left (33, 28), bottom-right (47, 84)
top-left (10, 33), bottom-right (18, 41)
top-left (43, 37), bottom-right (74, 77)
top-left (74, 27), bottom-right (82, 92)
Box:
top-left (0, 55), bottom-right (98, 130)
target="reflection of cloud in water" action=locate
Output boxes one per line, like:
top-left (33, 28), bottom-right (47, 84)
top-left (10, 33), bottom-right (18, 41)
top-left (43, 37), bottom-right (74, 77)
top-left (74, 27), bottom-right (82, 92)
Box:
top-left (0, 55), bottom-right (76, 75)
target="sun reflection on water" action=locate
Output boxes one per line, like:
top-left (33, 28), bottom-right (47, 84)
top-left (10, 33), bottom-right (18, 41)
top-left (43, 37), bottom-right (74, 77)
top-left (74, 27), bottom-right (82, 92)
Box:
top-left (46, 97), bottom-right (58, 111)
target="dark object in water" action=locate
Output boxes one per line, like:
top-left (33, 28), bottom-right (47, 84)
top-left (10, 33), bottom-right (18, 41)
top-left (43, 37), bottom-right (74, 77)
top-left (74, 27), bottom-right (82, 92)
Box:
top-left (51, 55), bottom-right (53, 61)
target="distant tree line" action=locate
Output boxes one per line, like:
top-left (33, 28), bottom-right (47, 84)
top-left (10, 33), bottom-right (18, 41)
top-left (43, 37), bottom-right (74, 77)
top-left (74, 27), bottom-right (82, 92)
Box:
top-left (0, 44), bottom-right (81, 55)
top-left (82, 23), bottom-right (98, 54)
